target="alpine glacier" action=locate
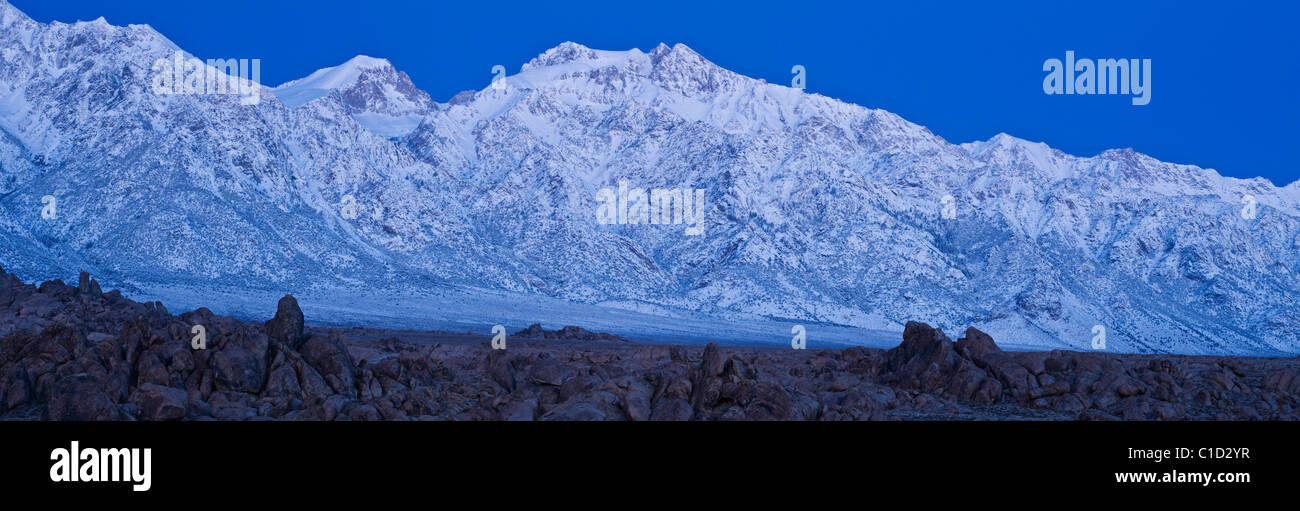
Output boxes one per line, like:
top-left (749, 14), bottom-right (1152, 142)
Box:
top-left (0, 1), bottom-right (1296, 355)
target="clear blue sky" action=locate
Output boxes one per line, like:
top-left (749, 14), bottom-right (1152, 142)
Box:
top-left (13, 0), bottom-right (1299, 186)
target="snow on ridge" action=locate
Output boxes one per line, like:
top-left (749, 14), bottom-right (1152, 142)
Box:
top-left (273, 55), bottom-right (397, 108)
top-left (0, 0), bottom-right (1280, 190)
top-left (0, 0), bottom-right (34, 29)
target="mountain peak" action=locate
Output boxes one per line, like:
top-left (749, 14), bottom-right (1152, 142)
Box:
top-left (649, 42), bottom-right (700, 59)
top-left (273, 55), bottom-right (405, 108)
top-left (980, 132), bottom-right (1048, 151)
top-left (521, 41), bottom-right (601, 72)
top-left (341, 55), bottom-right (393, 70)
top-left (276, 55), bottom-right (394, 87)
top-left (519, 41), bottom-right (715, 76)
top-left (511, 42), bottom-right (737, 98)
top-left (648, 42), bottom-right (712, 69)
top-left (273, 54), bottom-right (433, 137)
top-left (646, 43), bottom-right (735, 96)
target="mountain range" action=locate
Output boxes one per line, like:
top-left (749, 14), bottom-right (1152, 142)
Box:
top-left (0, 0), bottom-right (1297, 355)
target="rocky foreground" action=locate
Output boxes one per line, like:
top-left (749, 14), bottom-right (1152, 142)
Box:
top-left (0, 269), bottom-right (1297, 421)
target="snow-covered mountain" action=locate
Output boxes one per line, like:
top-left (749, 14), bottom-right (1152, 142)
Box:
top-left (274, 55), bottom-right (435, 138)
top-left (0, 1), bottom-right (1296, 355)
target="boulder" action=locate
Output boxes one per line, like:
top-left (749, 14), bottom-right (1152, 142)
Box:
top-left (129, 383), bottom-right (188, 420)
top-left (264, 295), bottom-right (306, 349)
top-left (43, 375), bottom-right (121, 421)
top-left (299, 332), bottom-right (356, 397)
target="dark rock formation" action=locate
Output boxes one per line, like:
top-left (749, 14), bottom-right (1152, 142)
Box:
top-left (0, 268), bottom-right (1296, 421)
top-left (880, 322), bottom-right (1001, 404)
top-left (130, 383), bottom-right (189, 420)
top-left (513, 323), bottom-right (631, 343)
top-left (264, 295), bottom-right (306, 349)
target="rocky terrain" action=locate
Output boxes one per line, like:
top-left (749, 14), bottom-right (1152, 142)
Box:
top-left (1, 269), bottom-right (1297, 421)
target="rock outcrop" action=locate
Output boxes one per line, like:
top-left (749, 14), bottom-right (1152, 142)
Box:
top-left (513, 323), bottom-right (631, 343)
top-left (0, 269), bottom-right (1296, 421)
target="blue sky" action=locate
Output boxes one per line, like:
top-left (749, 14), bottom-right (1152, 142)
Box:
top-left (13, 0), bottom-right (1299, 185)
